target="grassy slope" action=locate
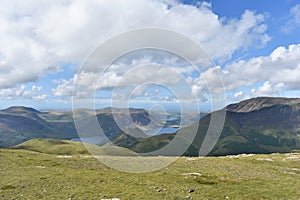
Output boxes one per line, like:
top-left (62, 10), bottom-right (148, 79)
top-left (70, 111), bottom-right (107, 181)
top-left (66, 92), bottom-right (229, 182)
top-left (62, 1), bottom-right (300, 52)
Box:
top-left (11, 139), bottom-right (137, 156)
top-left (0, 148), bottom-right (299, 199)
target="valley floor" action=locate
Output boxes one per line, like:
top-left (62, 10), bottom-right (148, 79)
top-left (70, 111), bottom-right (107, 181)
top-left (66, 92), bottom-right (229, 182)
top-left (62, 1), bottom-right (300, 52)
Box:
top-left (0, 149), bottom-right (299, 199)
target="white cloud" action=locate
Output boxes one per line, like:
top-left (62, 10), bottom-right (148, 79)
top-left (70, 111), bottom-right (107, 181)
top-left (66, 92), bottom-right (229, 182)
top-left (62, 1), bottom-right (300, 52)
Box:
top-left (52, 79), bottom-right (75, 97)
top-left (250, 81), bottom-right (283, 97)
top-left (0, 0), bottom-right (269, 90)
top-left (0, 84), bottom-right (46, 100)
top-left (54, 43), bottom-right (300, 104)
top-left (281, 4), bottom-right (300, 33)
top-left (53, 64), bottom-right (183, 97)
top-left (223, 44), bottom-right (300, 92)
top-left (291, 4), bottom-right (300, 25)
top-left (233, 91), bottom-right (244, 98)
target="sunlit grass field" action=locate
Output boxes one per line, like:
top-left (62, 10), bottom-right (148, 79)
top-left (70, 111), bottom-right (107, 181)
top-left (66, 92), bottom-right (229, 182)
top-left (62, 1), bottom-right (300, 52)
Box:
top-left (0, 142), bottom-right (299, 200)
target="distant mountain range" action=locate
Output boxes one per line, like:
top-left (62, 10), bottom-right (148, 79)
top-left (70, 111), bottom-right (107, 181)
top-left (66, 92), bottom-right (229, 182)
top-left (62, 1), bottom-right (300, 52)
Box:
top-left (1, 97), bottom-right (300, 156)
top-left (0, 106), bottom-right (76, 147)
top-left (0, 106), bottom-right (157, 148)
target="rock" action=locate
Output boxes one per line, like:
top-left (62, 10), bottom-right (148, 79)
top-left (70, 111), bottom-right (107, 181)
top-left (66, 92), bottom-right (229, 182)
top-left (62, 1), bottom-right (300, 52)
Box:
top-left (157, 189), bottom-right (162, 192)
top-left (102, 198), bottom-right (119, 200)
top-left (188, 189), bottom-right (194, 193)
top-left (181, 172), bottom-right (202, 177)
top-left (98, 179), bottom-right (103, 182)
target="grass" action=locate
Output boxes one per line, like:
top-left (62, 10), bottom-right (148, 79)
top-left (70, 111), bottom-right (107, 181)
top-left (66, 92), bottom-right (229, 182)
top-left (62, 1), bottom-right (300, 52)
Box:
top-left (0, 147), bottom-right (299, 199)
top-left (11, 138), bottom-right (137, 156)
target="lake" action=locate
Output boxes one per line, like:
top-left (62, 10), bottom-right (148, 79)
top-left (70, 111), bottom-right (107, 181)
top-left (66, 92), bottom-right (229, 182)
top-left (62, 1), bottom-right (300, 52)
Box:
top-left (71, 127), bottom-right (178, 144)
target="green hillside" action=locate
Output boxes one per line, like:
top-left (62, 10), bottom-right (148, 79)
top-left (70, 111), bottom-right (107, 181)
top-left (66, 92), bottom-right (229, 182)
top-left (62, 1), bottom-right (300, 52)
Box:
top-left (11, 138), bottom-right (137, 156)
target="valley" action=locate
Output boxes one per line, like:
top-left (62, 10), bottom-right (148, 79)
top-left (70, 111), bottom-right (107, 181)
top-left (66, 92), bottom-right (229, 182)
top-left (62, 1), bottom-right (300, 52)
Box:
top-left (1, 97), bottom-right (300, 157)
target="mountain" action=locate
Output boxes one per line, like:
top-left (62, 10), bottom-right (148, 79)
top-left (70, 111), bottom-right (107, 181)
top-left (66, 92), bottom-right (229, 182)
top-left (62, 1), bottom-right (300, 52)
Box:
top-left (0, 106), bottom-right (162, 148)
top-left (111, 97), bottom-right (300, 156)
top-left (206, 97), bottom-right (300, 155)
top-left (0, 107), bottom-right (77, 148)
top-left (2, 106), bottom-right (42, 114)
top-left (226, 97), bottom-right (300, 112)
top-left (2, 97), bottom-right (300, 156)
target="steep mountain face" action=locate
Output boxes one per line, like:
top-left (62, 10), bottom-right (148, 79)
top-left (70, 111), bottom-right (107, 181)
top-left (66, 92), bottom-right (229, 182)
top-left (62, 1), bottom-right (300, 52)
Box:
top-left (191, 103), bottom-right (300, 156)
top-left (112, 97), bottom-right (300, 156)
top-left (207, 101), bottom-right (300, 155)
top-left (226, 97), bottom-right (300, 113)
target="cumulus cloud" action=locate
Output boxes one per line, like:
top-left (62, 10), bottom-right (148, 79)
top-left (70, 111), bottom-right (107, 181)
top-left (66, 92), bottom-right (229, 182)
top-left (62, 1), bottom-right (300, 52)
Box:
top-left (0, 0), bottom-right (270, 91)
top-left (220, 44), bottom-right (300, 101)
top-left (0, 85), bottom-right (46, 100)
top-left (250, 81), bottom-right (284, 97)
top-left (54, 43), bottom-right (300, 105)
top-left (52, 79), bottom-right (75, 97)
top-left (53, 64), bottom-right (184, 97)
top-left (223, 44), bottom-right (300, 91)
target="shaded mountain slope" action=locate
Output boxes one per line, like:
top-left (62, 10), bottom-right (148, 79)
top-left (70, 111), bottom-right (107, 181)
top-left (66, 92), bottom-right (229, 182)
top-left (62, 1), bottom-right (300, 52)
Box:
top-left (0, 106), bottom-right (158, 147)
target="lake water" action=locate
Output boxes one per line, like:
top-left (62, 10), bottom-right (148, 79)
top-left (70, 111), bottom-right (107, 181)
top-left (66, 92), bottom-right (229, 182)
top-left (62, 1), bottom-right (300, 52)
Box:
top-left (144, 127), bottom-right (178, 135)
top-left (70, 135), bottom-right (107, 144)
top-left (71, 127), bottom-right (178, 144)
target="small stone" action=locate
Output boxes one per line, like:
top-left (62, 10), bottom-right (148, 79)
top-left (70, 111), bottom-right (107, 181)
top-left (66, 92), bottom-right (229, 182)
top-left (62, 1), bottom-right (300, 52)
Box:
top-left (98, 179), bottom-right (103, 182)
top-left (157, 189), bottom-right (162, 192)
top-left (188, 189), bottom-right (194, 193)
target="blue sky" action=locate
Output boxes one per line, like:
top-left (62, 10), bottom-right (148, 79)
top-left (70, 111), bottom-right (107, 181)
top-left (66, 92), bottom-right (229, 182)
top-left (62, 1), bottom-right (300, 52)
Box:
top-left (0, 0), bottom-right (300, 111)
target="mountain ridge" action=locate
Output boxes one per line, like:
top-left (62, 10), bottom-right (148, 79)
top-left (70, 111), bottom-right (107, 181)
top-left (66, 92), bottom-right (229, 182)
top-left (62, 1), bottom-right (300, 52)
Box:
top-left (226, 96), bottom-right (300, 113)
top-left (1, 97), bottom-right (300, 156)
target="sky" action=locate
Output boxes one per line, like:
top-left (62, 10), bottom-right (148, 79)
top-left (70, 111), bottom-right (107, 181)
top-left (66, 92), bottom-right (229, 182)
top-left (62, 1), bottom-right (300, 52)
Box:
top-left (0, 0), bottom-right (300, 111)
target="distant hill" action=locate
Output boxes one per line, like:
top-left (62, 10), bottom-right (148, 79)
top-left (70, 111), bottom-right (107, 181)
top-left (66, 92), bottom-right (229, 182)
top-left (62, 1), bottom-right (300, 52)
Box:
top-left (0, 107), bottom-right (77, 148)
top-left (0, 106), bottom-right (161, 148)
top-left (11, 138), bottom-right (137, 156)
top-left (111, 97), bottom-right (300, 156)
top-left (2, 106), bottom-right (42, 114)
